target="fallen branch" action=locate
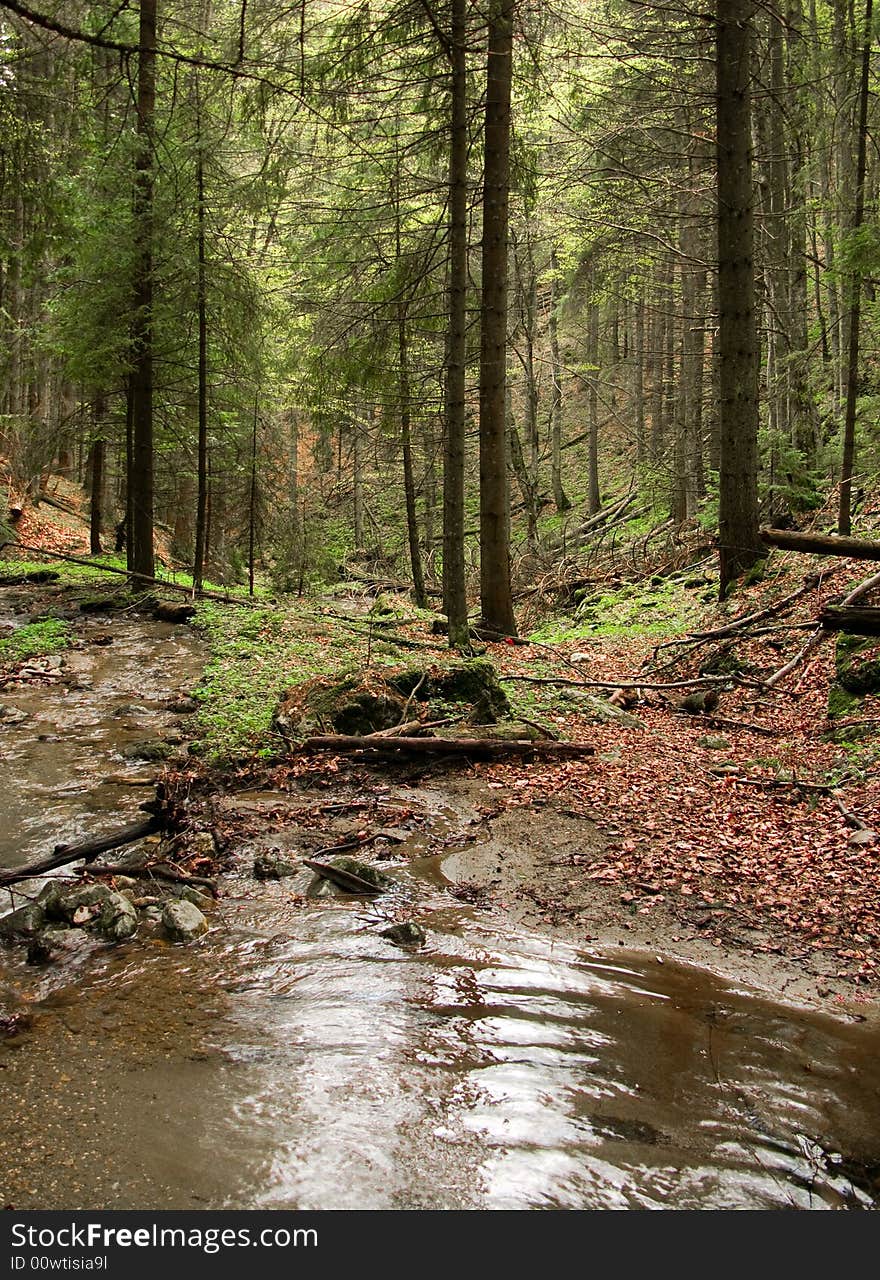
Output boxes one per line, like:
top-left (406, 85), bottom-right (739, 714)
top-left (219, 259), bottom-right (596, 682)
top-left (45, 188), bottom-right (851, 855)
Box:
top-left (841, 568), bottom-right (880, 606)
top-left (764, 627), bottom-right (826, 689)
top-left (820, 606), bottom-right (880, 635)
top-left (503, 673), bottom-right (733, 691)
top-left (697, 714), bottom-right (783, 738)
top-left (300, 733), bottom-right (595, 759)
top-left (87, 860), bottom-right (218, 893)
top-left (0, 815), bottom-right (160, 887)
top-left (302, 858), bottom-right (385, 894)
top-left (760, 527), bottom-right (880, 560)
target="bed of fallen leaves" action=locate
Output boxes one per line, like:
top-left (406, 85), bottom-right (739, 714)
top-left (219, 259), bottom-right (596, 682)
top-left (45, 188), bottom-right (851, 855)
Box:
top-left (476, 555), bottom-right (880, 989)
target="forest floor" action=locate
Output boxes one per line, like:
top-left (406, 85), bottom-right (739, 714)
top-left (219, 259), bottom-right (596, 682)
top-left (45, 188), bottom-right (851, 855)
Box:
top-left (2, 488), bottom-right (880, 1022)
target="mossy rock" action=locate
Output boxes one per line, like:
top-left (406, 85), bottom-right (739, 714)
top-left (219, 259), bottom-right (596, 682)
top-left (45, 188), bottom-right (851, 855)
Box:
top-left (742, 559), bottom-right (767, 587)
top-left (827, 682), bottom-right (861, 720)
top-left (78, 593), bottom-right (131, 614)
top-left (835, 634), bottom-right (880, 696)
top-left (699, 644), bottom-right (746, 677)
top-left (273, 674), bottom-right (407, 738)
top-left (390, 659), bottom-right (510, 724)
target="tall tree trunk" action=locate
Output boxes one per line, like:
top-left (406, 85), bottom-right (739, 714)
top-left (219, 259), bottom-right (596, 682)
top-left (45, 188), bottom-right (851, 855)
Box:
top-left (192, 96), bottom-right (208, 594)
top-left (442, 0), bottom-right (470, 647)
top-left (88, 396), bottom-right (106, 557)
top-left (587, 301), bottom-right (601, 514)
top-left (399, 304), bottom-right (427, 608)
top-left (838, 0), bottom-right (872, 535)
top-left (548, 250), bottom-right (570, 511)
top-left (129, 0), bottom-right (157, 582)
top-left (716, 0), bottom-right (763, 595)
top-left (478, 0), bottom-right (517, 636)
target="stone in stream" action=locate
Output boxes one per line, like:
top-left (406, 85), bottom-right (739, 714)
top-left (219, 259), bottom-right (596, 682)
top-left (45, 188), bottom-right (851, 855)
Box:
top-left (45, 882), bottom-right (112, 924)
top-left (170, 885), bottom-right (215, 912)
top-left (379, 921), bottom-right (426, 947)
top-left (161, 898), bottom-right (209, 942)
top-left (121, 740), bottom-right (175, 762)
top-left (253, 850), bottom-right (299, 880)
top-left (96, 891), bottom-right (139, 942)
top-left (27, 926), bottom-right (91, 966)
top-left (0, 902), bottom-right (45, 940)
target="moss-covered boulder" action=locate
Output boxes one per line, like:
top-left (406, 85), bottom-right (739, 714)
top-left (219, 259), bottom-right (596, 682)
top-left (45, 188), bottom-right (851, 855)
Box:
top-left (273, 674), bottom-right (407, 739)
top-left (835, 634), bottom-right (880, 696)
top-left (390, 658), bottom-right (511, 724)
top-left (0, 902), bottom-right (45, 940)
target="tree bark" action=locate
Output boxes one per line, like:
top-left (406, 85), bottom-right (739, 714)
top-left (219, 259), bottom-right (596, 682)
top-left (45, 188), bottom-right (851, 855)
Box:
top-left (129, 0), bottom-right (157, 583)
top-left (442, 0), bottom-right (470, 648)
top-left (478, 0), bottom-right (517, 637)
top-left (716, 0), bottom-right (763, 595)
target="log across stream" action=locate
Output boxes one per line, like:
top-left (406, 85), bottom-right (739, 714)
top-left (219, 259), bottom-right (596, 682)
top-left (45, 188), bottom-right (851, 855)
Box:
top-left (1, 606), bottom-right (880, 1210)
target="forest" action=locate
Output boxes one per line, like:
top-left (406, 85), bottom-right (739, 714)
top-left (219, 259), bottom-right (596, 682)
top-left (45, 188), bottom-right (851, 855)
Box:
top-left (2, 0), bottom-right (880, 1215)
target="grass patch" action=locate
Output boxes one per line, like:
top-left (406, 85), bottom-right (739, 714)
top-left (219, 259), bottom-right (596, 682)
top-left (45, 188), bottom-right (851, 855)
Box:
top-left (529, 576), bottom-right (702, 642)
top-left (0, 618), bottom-right (73, 663)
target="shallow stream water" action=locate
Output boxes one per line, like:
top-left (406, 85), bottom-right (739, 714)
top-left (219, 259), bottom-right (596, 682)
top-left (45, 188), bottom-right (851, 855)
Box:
top-left (1, 607), bottom-right (878, 1210)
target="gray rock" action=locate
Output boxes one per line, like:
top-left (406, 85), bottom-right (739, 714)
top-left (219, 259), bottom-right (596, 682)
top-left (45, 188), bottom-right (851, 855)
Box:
top-left (253, 850), bottom-right (298, 880)
top-left (698, 735), bottom-right (730, 751)
top-left (171, 885), bottom-right (215, 911)
top-left (121, 740), bottom-right (174, 762)
top-left (96, 891), bottom-right (138, 942)
top-left (380, 921), bottom-right (426, 947)
top-left (848, 828), bottom-right (878, 848)
top-left (27, 927), bottom-right (90, 965)
top-left (161, 898), bottom-right (208, 942)
top-left (0, 706), bottom-right (29, 726)
top-left (141, 905), bottom-right (163, 923)
top-left (0, 902), bottom-right (45, 940)
top-left (184, 831), bottom-right (216, 860)
top-left (54, 883), bottom-right (112, 924)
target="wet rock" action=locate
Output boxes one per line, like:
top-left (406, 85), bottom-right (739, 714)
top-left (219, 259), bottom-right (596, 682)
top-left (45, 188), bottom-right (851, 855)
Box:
top-left (171, 885), bottom-right (215, 911)
top-left (96, 891), bottom-right (138, 942)
top-left (121, 740), bottom-right (175, 762)
top-left (329, 857), bottom-right (392, 891)
top-left (0, 902), bottom-right (46, 940)
top-left (165, 696), bottom-right (199, 714)
top-left (560, 691), bottom-right (644, 729)
top-left (141, 905), bottom-right (163, 923)
top-left (379, 921), bottom-right (426, 947)
top-left (27, 927), bottom-right (90, 965)
top-left (112, 703), bottom-right (150, 718)
top-left (0, 705), bottom-right (29, 726)
top-left (183, 831), bottom-right (216, 860)
top-left (51, 883), bottom-right (112, 924)
top-left (253, 851), bottom-right (299, 880)
top-left (306, 857), bottom-right (392, 896)
top-left (162, 898), bottom-right (209, 942)
top-left (152, 601), bottom-right (196, 624)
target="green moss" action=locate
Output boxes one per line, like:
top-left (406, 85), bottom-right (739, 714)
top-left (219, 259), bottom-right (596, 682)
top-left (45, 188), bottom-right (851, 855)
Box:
top-left (0, 619), bottom-right (73, 663)
top-left (530, 575), bottom-right (702, 641)
top-left (827, 683), bottom-right (861, 720)
top-left (835, 634), bottom-right (880, 695)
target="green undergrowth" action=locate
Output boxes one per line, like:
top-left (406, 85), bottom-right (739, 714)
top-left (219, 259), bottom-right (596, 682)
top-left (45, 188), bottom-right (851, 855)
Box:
top-left (0, 618), bottom-right (73, 663)
top-left (191, 599), bottom-right (398, 762)
top-left (0, 555), bottom-right (268, 601)
top-left (530, 574), bottom-right (705, 643)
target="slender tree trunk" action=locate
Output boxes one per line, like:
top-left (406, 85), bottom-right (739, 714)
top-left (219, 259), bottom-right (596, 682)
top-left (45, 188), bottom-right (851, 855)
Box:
top-left (249, 394), bottom-right (258, 597)
top-left (587, 301), bottom-right (601, 514)
top-left (399, 304), bottom-right (427, 608)
top-left (442, 0), bottom-right (470, 647)
top-left (716, 0), bottom-right (763, 595)
top-left (634, 294), bottom-right (646, 464)
top-left (548, 250), bottom-right (570, 511)
top-left (193, 97), bottom-right (208, 594)
top-left (838, 0), bottom-right (872, 534)
top-left (478, 0), bottom-right (517, 636)
top-left (88, 397), bottom-right (105, 557)
top-left (129, 0), bottom-right (157, 582)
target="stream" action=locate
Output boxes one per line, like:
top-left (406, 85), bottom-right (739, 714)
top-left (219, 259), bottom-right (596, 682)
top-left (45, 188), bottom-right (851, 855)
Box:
top-left (1, 608), bottom-right (879, 1211)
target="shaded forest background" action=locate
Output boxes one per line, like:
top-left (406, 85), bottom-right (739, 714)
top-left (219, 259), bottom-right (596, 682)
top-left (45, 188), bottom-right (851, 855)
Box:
top-left (1, 0), bottom-right (879, 629)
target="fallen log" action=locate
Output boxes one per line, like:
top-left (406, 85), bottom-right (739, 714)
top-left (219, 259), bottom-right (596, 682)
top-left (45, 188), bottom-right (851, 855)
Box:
top-left (0, 815), bottom-right (160, 888)
top-left (820, 606), bottom-right (880, 635)
top-left (302, 859), bottom-right (385, 894)
top-left (86, 860), bottom-right (217, 893)
top-left (760, 527), bottom-right (880, 560)
top-left (300, 733), bottom-right (595, 759)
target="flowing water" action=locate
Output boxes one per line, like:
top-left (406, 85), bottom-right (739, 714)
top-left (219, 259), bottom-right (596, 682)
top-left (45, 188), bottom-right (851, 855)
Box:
top-left (1, 607), bottom-right (879, 1211)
